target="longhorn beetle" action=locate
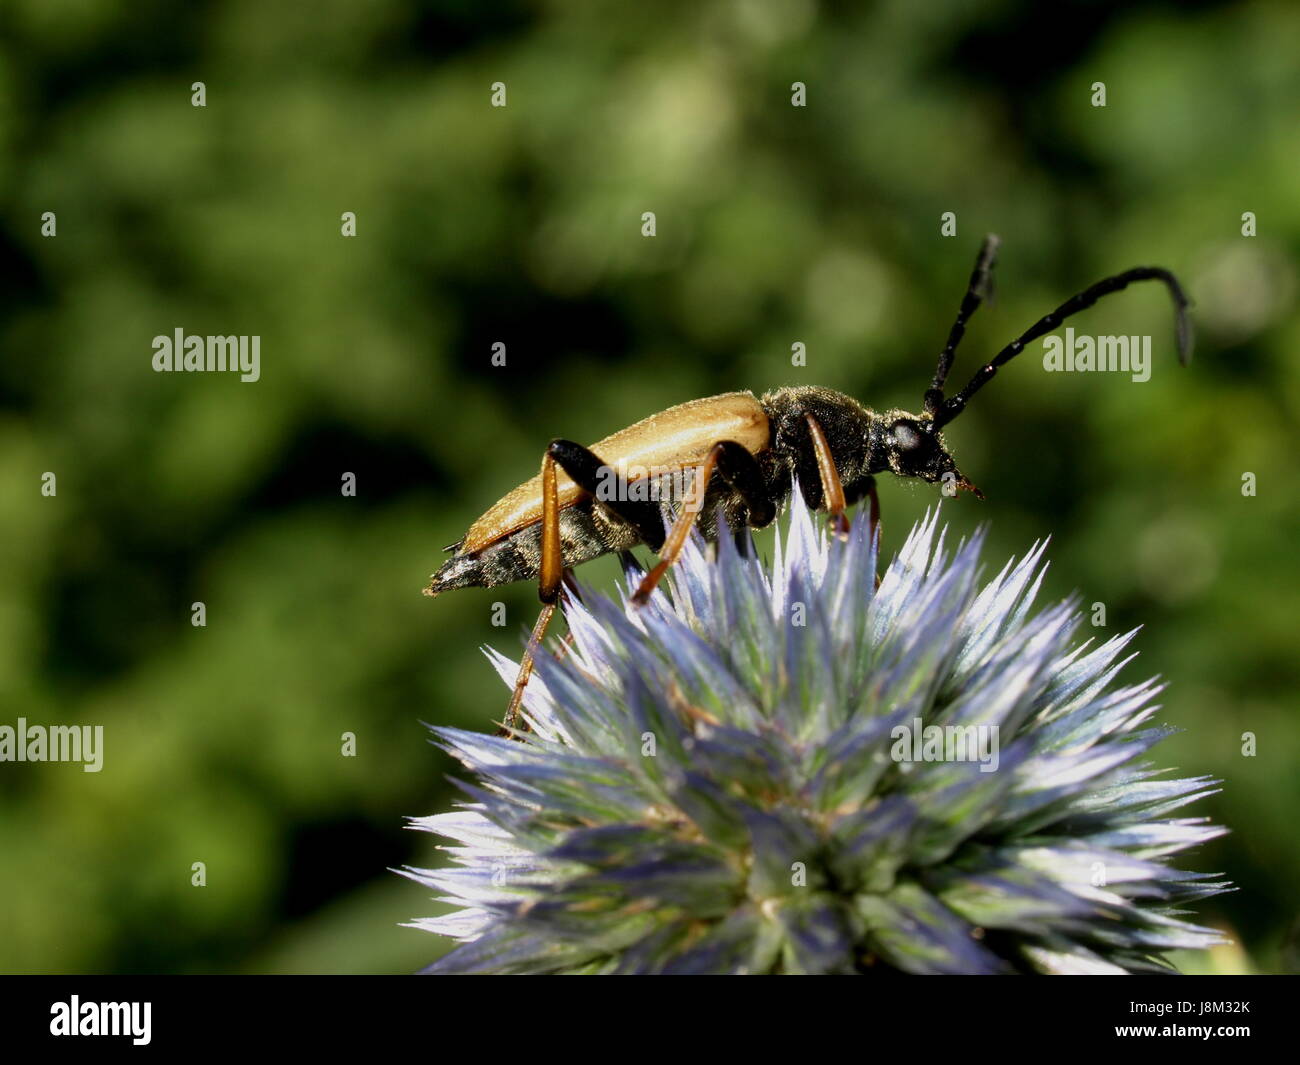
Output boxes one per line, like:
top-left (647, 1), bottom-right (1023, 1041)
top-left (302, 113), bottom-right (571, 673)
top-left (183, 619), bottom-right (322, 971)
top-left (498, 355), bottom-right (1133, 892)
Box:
top-left (425, 235), bottom-right (1193, 732)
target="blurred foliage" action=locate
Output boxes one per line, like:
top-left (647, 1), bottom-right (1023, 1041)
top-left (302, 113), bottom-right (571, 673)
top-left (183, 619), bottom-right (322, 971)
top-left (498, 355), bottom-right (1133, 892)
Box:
top-left (0, 0), bottom-right (1296, 974)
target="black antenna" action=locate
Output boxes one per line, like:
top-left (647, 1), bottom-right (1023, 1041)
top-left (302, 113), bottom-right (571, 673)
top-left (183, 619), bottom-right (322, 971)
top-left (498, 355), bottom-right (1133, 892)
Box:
top-left (926, 241), bottom-right (1194, 430)
top-left (925, 233), bottom-right (1001, 418)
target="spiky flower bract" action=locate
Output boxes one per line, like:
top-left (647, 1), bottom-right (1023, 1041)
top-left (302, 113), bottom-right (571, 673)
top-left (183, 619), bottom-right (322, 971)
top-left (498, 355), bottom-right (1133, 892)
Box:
top-left (405, 491), bottom-right (1230, 974)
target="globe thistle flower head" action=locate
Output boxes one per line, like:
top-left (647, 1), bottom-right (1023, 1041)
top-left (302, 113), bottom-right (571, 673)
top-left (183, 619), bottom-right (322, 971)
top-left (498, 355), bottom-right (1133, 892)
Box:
top-left (405, 489), bottom-right (1230, 974)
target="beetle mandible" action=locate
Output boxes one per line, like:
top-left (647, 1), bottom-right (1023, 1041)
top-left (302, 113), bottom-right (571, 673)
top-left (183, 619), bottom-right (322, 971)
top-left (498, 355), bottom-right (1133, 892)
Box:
top-left (425, 235), bottom-right (1193, 731)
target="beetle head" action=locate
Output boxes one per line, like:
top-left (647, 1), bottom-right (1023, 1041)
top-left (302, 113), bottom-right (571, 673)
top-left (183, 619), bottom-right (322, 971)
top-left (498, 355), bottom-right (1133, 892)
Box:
top-left (872, 411), bottom-right (983, 498)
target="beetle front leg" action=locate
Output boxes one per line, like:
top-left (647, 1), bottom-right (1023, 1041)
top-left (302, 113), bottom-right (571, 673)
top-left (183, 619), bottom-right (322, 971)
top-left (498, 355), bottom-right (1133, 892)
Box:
top-left (804, 413), bottom-right (851, 539)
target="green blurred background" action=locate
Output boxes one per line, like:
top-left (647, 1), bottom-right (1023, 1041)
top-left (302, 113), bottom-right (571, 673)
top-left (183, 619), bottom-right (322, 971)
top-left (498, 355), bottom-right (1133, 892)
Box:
top-left (0, 0), bottom-right (1296, 974)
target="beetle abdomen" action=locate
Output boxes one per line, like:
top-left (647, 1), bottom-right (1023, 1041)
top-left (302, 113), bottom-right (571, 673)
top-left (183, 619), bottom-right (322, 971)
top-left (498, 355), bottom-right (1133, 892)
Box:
top-left (428, 501), bottom-right (642, 593)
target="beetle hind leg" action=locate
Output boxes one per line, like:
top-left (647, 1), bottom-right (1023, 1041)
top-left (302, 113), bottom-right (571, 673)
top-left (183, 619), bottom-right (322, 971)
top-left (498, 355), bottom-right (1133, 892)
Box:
top-left (500, 447), bottom-right (568, 737)
top-left (547, 439), bottom-right (668, 552)
top-left (500, 440), bottom-right (679, 736)
top-left (499, 599), bottom-right (558, 737)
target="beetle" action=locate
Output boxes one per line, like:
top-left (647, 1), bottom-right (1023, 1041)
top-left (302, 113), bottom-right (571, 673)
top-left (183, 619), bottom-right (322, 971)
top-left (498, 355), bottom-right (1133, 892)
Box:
top-left (425, 235), bottom-right (1193, 730)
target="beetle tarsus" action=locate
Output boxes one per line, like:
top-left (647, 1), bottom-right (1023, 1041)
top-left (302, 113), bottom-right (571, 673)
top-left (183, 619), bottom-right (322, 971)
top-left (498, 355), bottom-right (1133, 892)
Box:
top-left (500, 598), bottom-right (559, 737)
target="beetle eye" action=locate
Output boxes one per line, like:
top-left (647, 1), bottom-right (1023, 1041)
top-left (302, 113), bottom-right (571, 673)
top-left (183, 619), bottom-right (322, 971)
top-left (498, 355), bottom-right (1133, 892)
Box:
top-left (892, 422), bottom-right (922, 450)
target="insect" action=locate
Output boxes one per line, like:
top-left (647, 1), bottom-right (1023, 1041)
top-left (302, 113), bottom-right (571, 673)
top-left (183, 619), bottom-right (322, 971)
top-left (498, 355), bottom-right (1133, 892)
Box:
top-left (425, 235), bottom-right (1193, 731)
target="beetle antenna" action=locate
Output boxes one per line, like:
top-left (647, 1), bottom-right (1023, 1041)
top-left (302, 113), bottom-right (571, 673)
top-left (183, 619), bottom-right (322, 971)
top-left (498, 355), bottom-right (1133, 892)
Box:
top-left (931, 264), bottom-right (1194, 429)
top-left (924, 234), bottom-right (1001, 417)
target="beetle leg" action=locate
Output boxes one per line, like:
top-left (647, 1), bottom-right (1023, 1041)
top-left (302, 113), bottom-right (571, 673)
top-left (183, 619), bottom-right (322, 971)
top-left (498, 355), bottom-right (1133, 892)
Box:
top-left (500, 615), bottom-right (581, 739)
top-left (499, 600), bottom-right (556, 737)
top-left (500, 448), bottom-right (568, 737)
top-left (561, 569), bottom-right (585, 602)
top-left (617, 549), bottom-right (646, 584)
top-left (733, 526), bottom-right (756, 557)
top-left (539, 449), bottom-right (563, 605)
top-left (864, 475), bottom-right (882, 591)
top-left (805, 414), bottom-right (851, 539)
top-left (547, 439), bottom-right (667, 551)
top-left (632, 440), bottom-right (770, 605)
top-left (865, 476), bottom-right (880, 544)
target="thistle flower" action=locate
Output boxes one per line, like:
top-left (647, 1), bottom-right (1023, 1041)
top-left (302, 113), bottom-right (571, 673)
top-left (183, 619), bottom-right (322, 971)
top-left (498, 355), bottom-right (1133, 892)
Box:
top-left (404, 491), bottom-right (1230, 974)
